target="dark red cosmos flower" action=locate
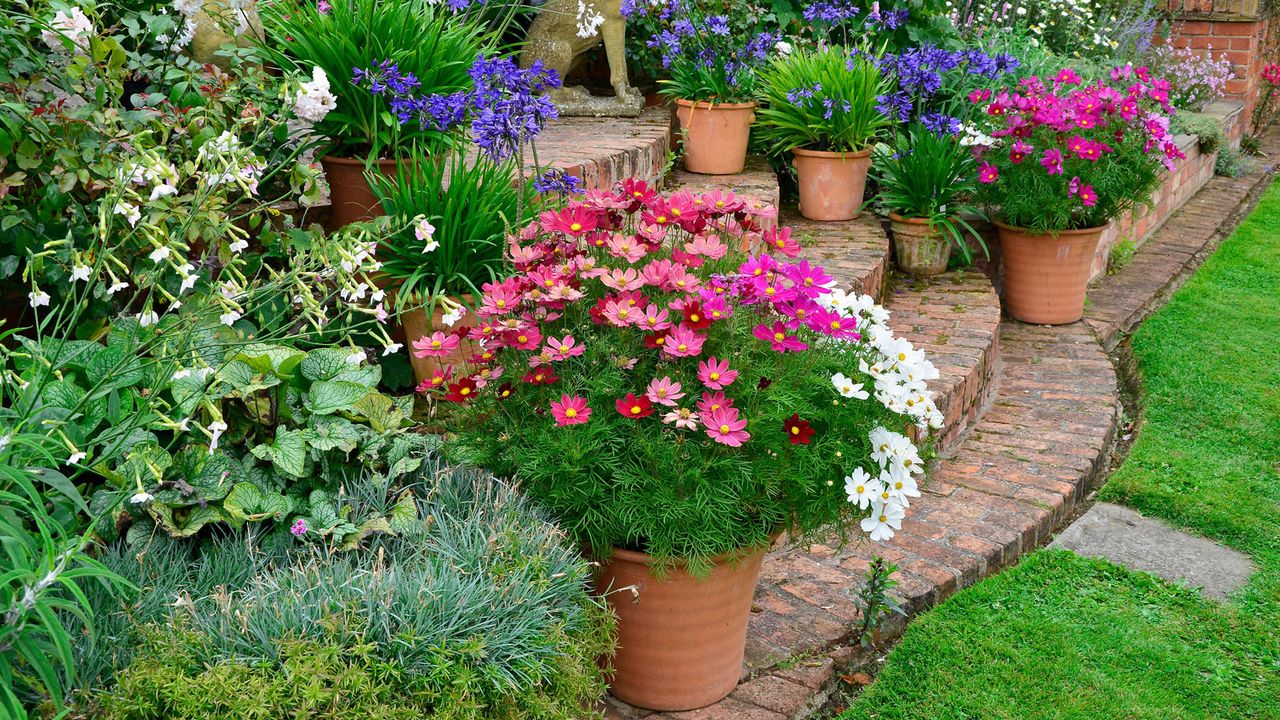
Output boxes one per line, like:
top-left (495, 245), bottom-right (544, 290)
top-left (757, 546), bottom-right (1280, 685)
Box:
top-left (782, 414), bottom-right (815, 445)
top-left (615, 393), bottom-right (654, 419)
top-left (497, 382), bottom-right (515, 400)
top-left (444, 378), bottom-right (478, 403)
top-left (643, 330), bottom-right (670, 350)
top-left (682, 300), bottom-right (713, 331)
top-left (757, 376), bottom-right (773, 390)
top-left (522, 367), bottom-right (559, 385)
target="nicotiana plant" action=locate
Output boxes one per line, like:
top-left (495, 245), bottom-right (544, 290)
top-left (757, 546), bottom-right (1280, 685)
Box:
top-left (442, 181), bottom-right (943, 573)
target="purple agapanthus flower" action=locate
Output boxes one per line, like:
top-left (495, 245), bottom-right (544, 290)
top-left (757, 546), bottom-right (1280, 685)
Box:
top-left (921, 112), bottom-right (962, 136)
top-left (533, 168), bottom-right (585, 195)
top-left (876, 91), bottom-right (913, 123)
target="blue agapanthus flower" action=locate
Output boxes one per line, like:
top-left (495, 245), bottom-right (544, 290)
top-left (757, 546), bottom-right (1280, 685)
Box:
top-left (920, 112), bottom-right (962, 136)
top-left (875, 91), bottom-right (913, 123)
top-left (533, 168), bottom-right (585, 195)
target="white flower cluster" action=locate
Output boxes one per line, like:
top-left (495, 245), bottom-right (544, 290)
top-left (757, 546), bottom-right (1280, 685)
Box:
top-left (815, 288), bottom-right (945, 542)
top-left (293, 66), bottom-right (338, 124)
top-left (575, 1), bottom-right (606, 39)
top-left (41, 6), bottom-right (93, 54)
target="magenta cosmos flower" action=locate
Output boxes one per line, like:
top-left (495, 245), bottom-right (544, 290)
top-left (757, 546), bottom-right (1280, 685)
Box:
top-left (412, 331), bottom-right (460, 358)
top-left (697, 357), bottom-right (738, 390)
top-left (551, 394), bottom-right (591, 426)
top-left (753, 322), bottom-right (808, 353)
top-left (704, 406), bottom-right (750, 447)
top-left (545, 334), bottom-right (585, 360)
top-left (663, 326), bottom-right (706, 358)
top-left (645, 376), bottom-right (686, 406)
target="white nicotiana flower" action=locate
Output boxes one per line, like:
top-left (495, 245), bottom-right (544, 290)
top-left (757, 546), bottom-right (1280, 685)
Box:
top-left (219, 310), bottom-right (241, 326)
top-left (229, 239), bottom-right (248, 253)
top-left (129, 490), bottom-right (154, 504)
top-left (173, 0), bottom-right (203, 17)
top-left (293, 66), bottom-right (338, 123)
top-left (138, 310), bottom-right (160, 327)
top-left (29, 289), bottom-right (51, 308)
top-left (441, 306), bottom-right (465, 327)
top-left (382, 342), bottom-right (403, 356)
top-left (114, 201), bottom-right (141, 227)
top-left (68, 451), bottom-right (87, 464)
top-left (107, 280), bottom-right (129, 295)
top-left (149, 246), bottom-right (171, 263)
top-left (41, 6), bottom-right (93, 53)
top-left (207, 420), bottom-right (228, 452)
top-left (775, 40), bottom-right (792, 55)
top-left (346, 349), bottom-right (366, 365)
top-left (71, 264), bottom-right (91, 282)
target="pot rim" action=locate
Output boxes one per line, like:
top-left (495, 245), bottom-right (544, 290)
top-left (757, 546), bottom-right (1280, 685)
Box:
top-left (606, 540), bottom-right (773, 566)
top-left (991, 217), bottom-right (1110, 235)
top-left (319, 154), bottom-right (406, 167)
top-left (792, 146), bottom-right (872, 159)
top-left (888, 212), bottom-right (939, 225)
top-left (674, 98), bottom-right (758, 110)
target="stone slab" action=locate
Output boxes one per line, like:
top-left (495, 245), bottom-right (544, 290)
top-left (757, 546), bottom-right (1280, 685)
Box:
top-left (1050, 502), bottom-right (1253, 600)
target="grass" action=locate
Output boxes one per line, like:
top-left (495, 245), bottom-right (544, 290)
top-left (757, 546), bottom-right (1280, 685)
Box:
top-left (839, 179), bottom-right (1280, 720)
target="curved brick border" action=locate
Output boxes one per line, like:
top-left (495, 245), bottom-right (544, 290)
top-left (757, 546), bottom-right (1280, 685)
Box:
top-left (535, 109), bottom-right (673, 190)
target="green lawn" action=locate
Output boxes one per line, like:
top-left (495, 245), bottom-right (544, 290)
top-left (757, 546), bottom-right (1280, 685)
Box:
top-left (840, 179), bottom-right (1280, 720)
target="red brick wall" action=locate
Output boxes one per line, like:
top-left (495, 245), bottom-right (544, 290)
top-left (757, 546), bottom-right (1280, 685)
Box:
top-left (1166, 5), bottom-right (1279, 134)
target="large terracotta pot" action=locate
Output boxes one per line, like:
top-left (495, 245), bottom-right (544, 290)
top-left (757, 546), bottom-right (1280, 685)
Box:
top-left (674, 99), bottom-right (756, 175)
top-left (596, 544), bottom-right (767, 711)
top-left (400, 296), bottom-right (478, 385)
top-left (890, 214), bottom-right (951, 276)
top-left (994, 219), bottom-right (1108, 325)
top-left (792, 147), bottom-right (871, 221)
top-left (319, 155), bottom-right (404, 229)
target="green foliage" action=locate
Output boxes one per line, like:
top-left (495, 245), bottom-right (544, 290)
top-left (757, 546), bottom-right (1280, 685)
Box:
top-left (257, 0), bottom-right (489, 157)
top-left (370, 146), bottom-right (535, 305)
top-left (872, 123), bottom-right (986, 263)
top-left (1213, 146), bottom-right (1257, 178)
top-left (1170, 111), bottom-right (1225, 155)
top-left (755, 45), bottom-right (892, 153)
top-left (84, 464), bottom-right (614, 720)
top-left (852, 556), bottom-right (904, 647)
top-left (1106, 237), bottom-right (1136, 275)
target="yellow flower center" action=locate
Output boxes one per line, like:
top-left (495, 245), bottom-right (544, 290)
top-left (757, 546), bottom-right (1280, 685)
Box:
top-left (898, 352), bottom-right (907, 361)
top-left (658, 389), bottom-right (667, 397)
top-left (518, 335), bottom-right (528, 343)
top-left (712, 310), bottom-right (722, 318)
top-left (791, 426), bottom-right (800, 435)
top-left (719, 424), bottom-right (730, 433)
top-left (656, 215), bottom-right (667, 223)
top-left (655, 337), bottom-right (665, 345)
top-left (878, 515), bottom-right (887, 523)
top-left (677, 343), bottom-right (688, 352)
top-left (856, 485), bottom-right (865, 494)
top-left (631, 405), bottom-right (642, 415)
top-left (715, 200), bottom-right (725, 207)
top-left (774, 332), bottom-right (785, 341)
top-left (830, 321), bottom-right (841, 330)
top-left (690, 313), bottom-right (700, 322)
top-left (710, 372), bottom-right (720, 381)
top-left (460, 387), bottom-right (470, 396)
top-left (544, 279), bottom-right (554, 287)
top-left (618, 309), bottom-right (629, 319)
top-left (570, 222), bottom-right (582, 232)
top-left (672, 208), bottom-right (681, 216)
top-left (431, 340), bottom-right (442, 349)
top-left (765, 287), bottom-right (776, 296)
top-left (496, 299), bottom-right (506, 307)
top-left (565, 408), bottom-right (577, 418)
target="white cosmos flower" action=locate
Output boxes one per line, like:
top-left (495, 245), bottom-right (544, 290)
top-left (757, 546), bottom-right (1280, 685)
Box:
top-left (29, 289), bottom-right (51, 308)
top-left (129, 490), bottom-right (155, 504)
top-left (71, 264), bottom-right (92, 282)
top-left (884, 469), bottom-right (920, 505)
top-left (844, 468), bottom-right (883, 510)
top-left (861, 499), bottom-right (905, 542)
top-left (831, 372), bottom-right (869, 399)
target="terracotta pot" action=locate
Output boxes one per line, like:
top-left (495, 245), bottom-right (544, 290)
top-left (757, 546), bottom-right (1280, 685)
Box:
top-left (674, 99), bottom-right (756, 175)
top-left (792, 147), bottom-right (871, 221)
top-left (399, 296), bottom-right (477, 385)
top-left (597, 544), bottom-right (767, 711)
top-left (994, 219), bottom-right (1108, 325)
top-left (890, 214), bottom-right (952, 276)
top-left (319, 155), bottom-right (405, 230)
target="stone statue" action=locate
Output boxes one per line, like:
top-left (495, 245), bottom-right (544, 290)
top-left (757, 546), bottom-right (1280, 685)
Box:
top-left (519, 0), bottom-right (645, 117)
top-left (189, 0), bottom-right (262, 70)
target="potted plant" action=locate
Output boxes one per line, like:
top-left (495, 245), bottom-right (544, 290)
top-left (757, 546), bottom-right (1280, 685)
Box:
top-left (369, 145), bottom-right (534, 385)
top-left (258, 0), bottom-right (487, 228)
top-left (756, 45), bottom-right (891, 220)
top-left (873, 121), bottom-right (986, 275)
top-left (439, 182), bottom-right (944, 710)
top-left (641, 1), bottom-right (781, 175)
top-left (972, 66), bottom-right (1180, 324)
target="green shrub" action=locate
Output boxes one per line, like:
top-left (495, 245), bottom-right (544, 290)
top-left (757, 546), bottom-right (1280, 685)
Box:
top-left (80, 461), bottom-right (614, 720)
top-left (1170, 112), bottom-right (1225, 156)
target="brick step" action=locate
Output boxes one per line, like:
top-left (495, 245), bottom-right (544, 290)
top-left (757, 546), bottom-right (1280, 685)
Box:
top-left (790, 214), bottom-right (890, 300)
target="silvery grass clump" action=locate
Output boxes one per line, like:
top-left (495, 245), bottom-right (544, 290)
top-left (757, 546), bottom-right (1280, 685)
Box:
top-left (74, 459), bottom-right (614, 720)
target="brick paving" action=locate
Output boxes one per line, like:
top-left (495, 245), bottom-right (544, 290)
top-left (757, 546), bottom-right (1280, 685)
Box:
top-left (531, 109), bottom-right (672, 190)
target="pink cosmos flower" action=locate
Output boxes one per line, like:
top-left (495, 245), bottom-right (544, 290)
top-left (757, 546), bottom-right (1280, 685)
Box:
top-left (662, 407), bottom-right (700, 430)
top-left (811, 309), bottom-right (859, 339)
top-left (665, 265), bottom-right (701, 293)
top-left (697, 391), bottom-right (734, 415)
top-left (605, 233), bottom-right (648, 263)
top-left (478, 286), bottom-right (522, 316)
top-left (551, 394), bottom-right (591, 426)
top-left (413, 331), bottom-right (460, 358)
top-left (663, 326), bottom-right (705, 358)
top-left (738, 253), bottom-right (778, 280)
top-left (546, 335), bottom-right (585, 360)
top-left (1078, 184), bottom-right (1098, 207)
top-left (544, 204), bottom-right (598, 236)
top-left (783, 260), bottom-right (834, 296)
top-left (645, 376), bottom-right (686, 406)
top-left (763, 227), bottom-right (801, 257)
top-left (505, 326), bottom-right (543, 350)
top-left (1054, 68), bottom-right (1083, 86)
top-left (702, 296), bottom-right (733, 322)
top-left (601, 267), bottom-right (643, 291)
top-left (978, 163), bottom-right (999, 184)
top-left (779, 297), bottom-right (821, 329)
top-left (1009, 140), bottom-right (1033, 164)
top-left (638, 304), bottom-right (673, 331)
top-left (1040, 148), bottom-right (1065, 175)
top-left (602, 299), bottom-right (638, 327)
top-left (697, 357), bottom-right (738, 390)
top-left (684, 234), bottom-right (728, 260)
top-left (704, 407), bottom-right (750, 447)
top-left (753, 322), bottom-right (808, 353)
top-left (641, 258), bottom-right (674, 287)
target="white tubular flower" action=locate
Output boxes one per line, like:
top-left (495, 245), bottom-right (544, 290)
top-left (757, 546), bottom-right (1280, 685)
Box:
top-left (129, 490), bottom-right (154, 504)
top-left (71, 264), bottom-right (92, 282)
top-left (28, 289), bottom-right (51, 308)
top-left (207, 420), bottom-right (228, 453)
top-left (293, 66), bottom-right (338, 123)
top-left (41, 7), bottom-right (93, 53)
top-left (138, 311), bottom-right (160, 327)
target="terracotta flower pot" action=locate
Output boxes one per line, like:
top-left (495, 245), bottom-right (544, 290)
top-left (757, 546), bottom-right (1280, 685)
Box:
top-left (792, 147), bottom-right (871, 221)
top-left (674, 99), bottom-right (756, 175)
top-left (400, 296), bottom-right (477, 385)
top-left (596, 544), bottom-right (767, 711)
top-left (994, 219), bottom-right (1108, 325)
top-left (890, 214), bottom-right (952, 276)
top-left (319, 155), bottom-right (405, 230)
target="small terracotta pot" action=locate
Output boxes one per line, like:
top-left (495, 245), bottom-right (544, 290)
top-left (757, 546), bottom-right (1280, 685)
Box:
top-left (792, 147), bottom-right (872, 221)
top-left (890, 214), bottom-right (952, 276)
top-left (674, 99), bottom-right (756, 175)
top-left (400, 296), bottom-right (477, 385)
top-left (994, 219), bottom-right (1108, 325)
top-left (597, 544), bottom-right (767, 711)
top-left (319, 155), bottom-right (405, 230)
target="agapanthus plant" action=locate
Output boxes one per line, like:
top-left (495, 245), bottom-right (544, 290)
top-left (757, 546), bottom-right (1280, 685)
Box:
top-left (876, 44), bottom-right (1021, 130)
top-left (756, 45), bottom-right (893, 153)
top-left (970, 64), bottom-right (1181, 232)
top-left (441, 183), bottom-right (943, 573)
top-left (631, 0), bottom-right (782, 103)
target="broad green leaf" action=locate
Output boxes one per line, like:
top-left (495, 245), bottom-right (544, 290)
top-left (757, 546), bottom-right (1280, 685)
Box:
top-left (232, 344), bottom-right (305, 378)
top-left (350, 391), bottom-right (410, 433)
top-left (223, 482), bottom-right (293, 523)
top-left (388, 490), bottom-right (419, 535)
top-left (86, 344), bottom-right (145, 391)
top-left (299, 347), bottom-right (351, 381)
top-left (250, 428), bottom-right (307, 478)
top-left (154, 447), bottom-right (236, 505)
top-left (149, 503), bottom-right (227, 537)
top-left (215, 359), bottom-right (282, 397)
top-left (306, 417), bottom-right (362, 452)
top-left (340, 516), bottom-right (394, 550)
top-left (305, 380), bottom-right (371, 415)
